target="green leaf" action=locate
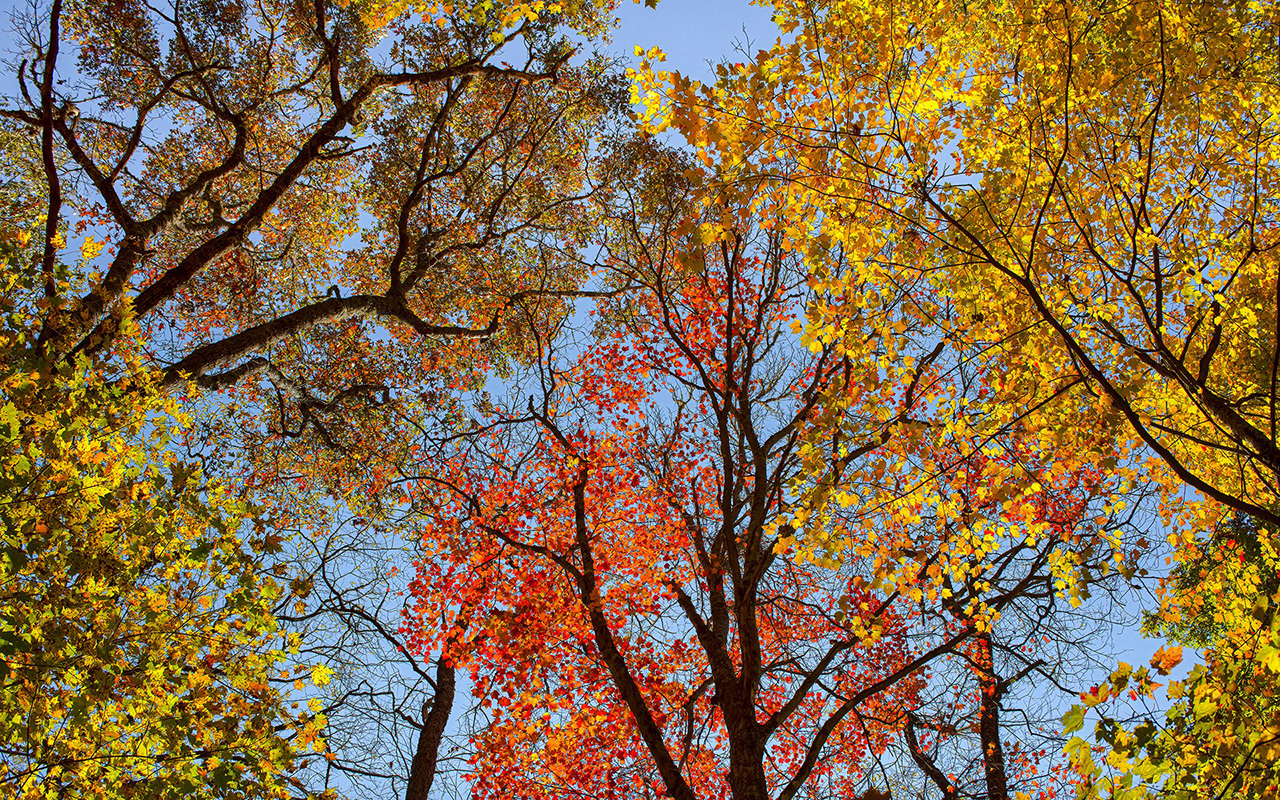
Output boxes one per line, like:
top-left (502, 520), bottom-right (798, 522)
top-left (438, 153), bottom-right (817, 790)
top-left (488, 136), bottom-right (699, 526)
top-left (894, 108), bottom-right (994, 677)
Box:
top-left (1062, 704), bottom-right (1086, 733)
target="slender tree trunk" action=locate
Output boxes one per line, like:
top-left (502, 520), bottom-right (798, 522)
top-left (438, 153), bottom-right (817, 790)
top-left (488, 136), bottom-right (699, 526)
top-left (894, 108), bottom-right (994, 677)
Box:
top-left (404, 657), bottom-right (455, 800)
top-left (975, 632), bottom-right (1009, 800)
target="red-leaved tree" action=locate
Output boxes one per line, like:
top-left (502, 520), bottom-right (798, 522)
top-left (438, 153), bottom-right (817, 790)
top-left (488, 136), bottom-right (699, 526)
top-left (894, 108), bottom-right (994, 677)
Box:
top-left (400, 189), bottom-right (977, 800)
top-left (398, 173), bottom-right (1146, 799)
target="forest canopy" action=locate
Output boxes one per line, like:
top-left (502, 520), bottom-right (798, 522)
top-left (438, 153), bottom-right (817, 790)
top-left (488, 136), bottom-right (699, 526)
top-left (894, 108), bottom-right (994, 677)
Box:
top-left (1, 0), bottom-right (1278, 798)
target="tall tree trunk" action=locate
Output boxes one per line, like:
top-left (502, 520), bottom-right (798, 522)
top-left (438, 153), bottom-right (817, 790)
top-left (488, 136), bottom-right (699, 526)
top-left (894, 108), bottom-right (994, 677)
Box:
top-left (723, 707), bottom-right (769, 800)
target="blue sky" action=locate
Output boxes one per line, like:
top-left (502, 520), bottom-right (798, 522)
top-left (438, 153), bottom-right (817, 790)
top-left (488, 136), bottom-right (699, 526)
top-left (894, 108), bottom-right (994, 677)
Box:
top-left (612, 0), bottom-right (779, 79)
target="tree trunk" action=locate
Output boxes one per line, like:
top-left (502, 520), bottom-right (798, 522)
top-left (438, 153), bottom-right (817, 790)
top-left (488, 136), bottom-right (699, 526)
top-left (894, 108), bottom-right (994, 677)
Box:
top-left (976, 632), bottom-right (1009, 800)
top-left (404, 657), bottom-right (455, 800)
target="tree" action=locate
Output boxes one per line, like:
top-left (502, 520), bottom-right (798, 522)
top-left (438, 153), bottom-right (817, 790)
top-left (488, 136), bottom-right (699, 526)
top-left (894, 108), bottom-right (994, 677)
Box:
top-left (2, 1), bottom-right (637, 794)
top-left (0, 241), bottom-right (318, 799)
top-left (3, 0), bottom-right (627, 415)
top-left (403, 187), bottom-right (926, 800)
top-left (857, 432), bottom-right (1150, 800)
top-left (398, 170), bottom-right (1141, 799)
top-left (634, 0), bottom-right (1280, 794)
top-left (248, 489), bottom-right (468, 800)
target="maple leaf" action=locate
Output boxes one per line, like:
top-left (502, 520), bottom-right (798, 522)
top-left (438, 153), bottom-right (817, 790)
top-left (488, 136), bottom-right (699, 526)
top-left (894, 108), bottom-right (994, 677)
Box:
top-left (1150, 646), bottom-right (1183, 677)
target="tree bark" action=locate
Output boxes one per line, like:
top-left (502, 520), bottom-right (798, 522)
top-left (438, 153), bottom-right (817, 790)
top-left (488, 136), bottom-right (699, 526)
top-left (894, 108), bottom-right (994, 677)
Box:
top-left (404, 657), bottom-right (455, 800)
top-left (975, 632), bottom-right (1009, 800)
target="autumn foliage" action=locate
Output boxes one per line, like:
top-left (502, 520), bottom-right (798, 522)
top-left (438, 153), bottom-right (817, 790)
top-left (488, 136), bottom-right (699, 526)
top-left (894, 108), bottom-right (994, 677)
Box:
top-left (404, 208), bottom-right (925, 800)
top-left (3, 0), bottom-right (1280, 797)
top-left (0, 245), bottom-right (316, 798)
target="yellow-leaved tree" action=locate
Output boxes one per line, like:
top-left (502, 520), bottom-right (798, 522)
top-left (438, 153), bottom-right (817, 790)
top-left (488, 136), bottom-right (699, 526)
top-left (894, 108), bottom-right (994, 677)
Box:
top-left (633, 0), bottom-right (1280, 795)
top-left (0, 237), bottom-right (323, 799)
